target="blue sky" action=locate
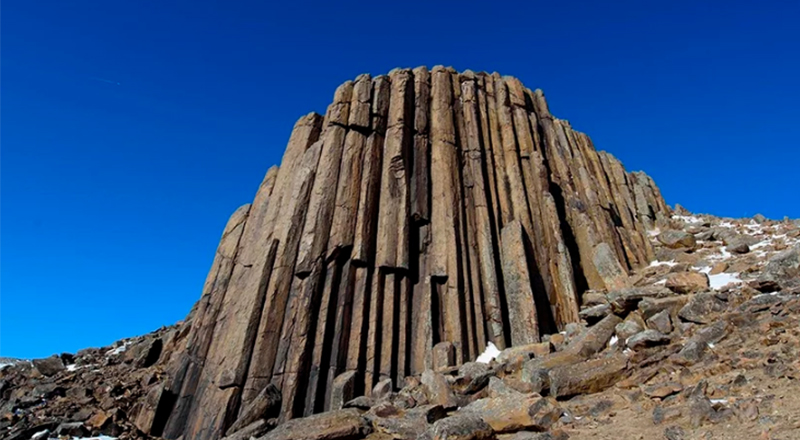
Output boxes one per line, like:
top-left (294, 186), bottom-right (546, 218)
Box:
top-left (2, 0), bottom-right (798, 359)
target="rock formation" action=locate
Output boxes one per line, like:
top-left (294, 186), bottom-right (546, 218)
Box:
top-left (153, 67), bottom-right (669, 440)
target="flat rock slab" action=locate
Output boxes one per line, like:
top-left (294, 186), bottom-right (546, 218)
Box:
top-left (657, 230), bottom-right (696, 249)
top-left (257, 409), bottom-right (371, 440)
top-left (461, 395), bottom-right (561, 433)
top-left (626, 330), bottom-right (670, 350)
top-left (549, 353), bottom-right (629, 399)
top-left (665, 272), bottom-right (709, 294)
top-left (429, 413), bottom-right (494, 440)
top-left (678, 292), bottom-right (727, 324)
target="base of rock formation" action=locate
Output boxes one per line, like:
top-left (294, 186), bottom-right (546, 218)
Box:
top-left (4, 211), bottom-right (800, 440)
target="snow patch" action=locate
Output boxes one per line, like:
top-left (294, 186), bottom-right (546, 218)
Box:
top-left (67, 364), bottom-right (80, 372)
top-left (649, 260), bottom-right (679, 268)
top-left (699, 266), bottom-right (742, 289)
top-left (106, 341), bottom-right (132, 357)
top-left (609, 336), bottom-right (619, 347)
top-left (673, 215), bottom-right (703, 223)
top-left (709, 272), bottom-right (742, 289)
top-left (476, 342), bottom-right (501, 364)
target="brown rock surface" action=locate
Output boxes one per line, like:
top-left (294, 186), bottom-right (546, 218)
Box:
top-left (3, 68), bottom-right (680, 440)
top-left (6, 198), bottom-right (800, 440)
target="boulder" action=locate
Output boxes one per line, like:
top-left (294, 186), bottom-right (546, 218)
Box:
top-left (462, 395), bottom-right (561, 433)
top-left (344, 396), bottom-right (376, 410)
top-left (725, 241), bottom-right (750, 255)
top-left (607, 286), bottom-right (671, 314)
top-left (373, 378), bottom-right (394, 400)
top-left (643, 382), bottom-right (683, 399)
top-left (454, 363), bottom-right (494, 395)
top-left (504, 430), bottom-right (569, 440)
top-left (371, 405), bottom-right (447, 439)
top-left (625, 330), bottom-right (670, 350)
top-left (567, 314), bottom-right (622, 358)
top-left (751, 245), bottom-right (800, 292)
top-left (429, 413), bottom-right (494, 440)
top-left (520, 351), bottom-right (584, 393)
top-left (645, 310), bottom-right (673, 334)
top-left (485, 377), bottom-right (525, 398)
top-left (657, 230), bottom-right (696, 249)
top-left (421, 370), bottom-right (457, 409)
top-left (678, 292), bottom-right (727, 324)
top-left (673, 321), bottom-right (729, 365)
top-left (257, 409), bottom-right (371, 440)
top-left (615, 317), bottom-right (644, 342)
top-left (495, 342), bottom-right (551, 365)
top-left (224, 420), bottom-right (273, 440)
top-left (709, 262), bottom-right (728, 275)
top-left (548, 353), bottom-right (628, 398)
top-left (330, 371), bottom-right (358, 411)
top-left (33, 356), bottom-right (65, 377)
top-left (578, 304), bottom-right (611, 324)
top-left (56, 422), bottom-right (88, 437)
top-left (686, 380), bottom-right (714, 428)
top-left (638, 296), bottom-right (689, 320)
top-left (665, 272), bottom-right (709, 294)
top-left (432, 342), bottom-right (456, 372)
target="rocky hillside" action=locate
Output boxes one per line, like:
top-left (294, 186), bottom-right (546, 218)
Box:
top-left (3, 66), bottom-right (799, 440)
top-left (1, 325), bottom-right (187, 440)
top-left (4, 212), bottom-right (799, 440)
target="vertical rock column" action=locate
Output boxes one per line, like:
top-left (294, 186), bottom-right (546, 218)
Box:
top-left (429, 67), bottom-right (468, 363)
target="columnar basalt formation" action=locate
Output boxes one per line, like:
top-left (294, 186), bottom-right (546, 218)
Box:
top-left (162, 67), bottom-right (669, 440)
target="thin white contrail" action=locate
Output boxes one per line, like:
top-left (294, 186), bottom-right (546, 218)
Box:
top-left (90, 77), bottom-right (120, 86)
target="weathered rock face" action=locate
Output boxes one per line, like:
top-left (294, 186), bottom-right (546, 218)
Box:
top-left (160, 67), bottom-right (668, 440)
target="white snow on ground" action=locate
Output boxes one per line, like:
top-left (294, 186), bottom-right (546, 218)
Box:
top-left (709, 273), bottom-right (742, 289)
top-left (649, 260), bottom-right (679, 268)
top-left (608, 335), bottom-right (619, 347)
top-left (699, 266), bottom-right (742, 289)
top-left (673, 215), bottom-right (703, 224)
top-left (106, 341), bottom-right (132, 356)
top-left (0, 358), bottom-right (29, 369)
top-left (476, 342), bottom-right (501, 364)
top-left (706, 246), bottom-right (733, 262)
top-left (67, 364), bottom-right (80, 372)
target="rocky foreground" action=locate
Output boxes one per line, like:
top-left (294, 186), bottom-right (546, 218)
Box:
top-left (3, 210), bottom-right (799, 440)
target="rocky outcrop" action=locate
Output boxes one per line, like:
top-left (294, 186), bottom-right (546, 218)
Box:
top-left (5, 208), bottom-right (800, 440)
top-left (155, 67), bottom-right (668, 440)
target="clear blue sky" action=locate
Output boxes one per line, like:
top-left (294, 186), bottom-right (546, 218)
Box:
top-left (2, 1), bottom-right (798, 359)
